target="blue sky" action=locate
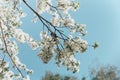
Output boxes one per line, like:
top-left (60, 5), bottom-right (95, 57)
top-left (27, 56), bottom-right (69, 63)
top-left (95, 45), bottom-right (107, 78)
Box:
top-left (19, 0), bottom-right (120, 79)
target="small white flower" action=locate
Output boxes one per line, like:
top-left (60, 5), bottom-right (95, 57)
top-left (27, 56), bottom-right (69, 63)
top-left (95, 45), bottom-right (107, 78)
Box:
top-left (36, 0), bottom-right (51, 14)
top-left (28, 40), bottom-right (39, 50)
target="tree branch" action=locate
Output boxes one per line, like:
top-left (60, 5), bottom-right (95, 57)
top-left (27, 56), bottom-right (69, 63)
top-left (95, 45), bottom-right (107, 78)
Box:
top-left (22, 0), bottom-right (69, 40)
top-left (0, 19), bottom-right (24, 78)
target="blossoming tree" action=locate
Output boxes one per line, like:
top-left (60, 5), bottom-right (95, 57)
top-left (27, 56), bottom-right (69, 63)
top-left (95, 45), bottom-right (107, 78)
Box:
top-left (0, 0), bottom-right (98, 80)
top-left (89, 65), bottom-right (120, 80)
top-left (42, 71), bottom-right (78, 80)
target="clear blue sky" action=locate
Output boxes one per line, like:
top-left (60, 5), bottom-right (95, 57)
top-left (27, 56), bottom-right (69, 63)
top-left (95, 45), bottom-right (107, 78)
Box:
top-left (19, 0), bottom-right (120, 79)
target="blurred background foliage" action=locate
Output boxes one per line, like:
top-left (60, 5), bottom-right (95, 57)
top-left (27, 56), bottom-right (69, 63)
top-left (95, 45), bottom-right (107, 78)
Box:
top-left (41, 65), bottom-right (120, 80)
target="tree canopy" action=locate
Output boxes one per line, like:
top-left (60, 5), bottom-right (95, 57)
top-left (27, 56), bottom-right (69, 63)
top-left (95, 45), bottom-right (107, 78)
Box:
top-left (0, 0), bottom-right (98, 80)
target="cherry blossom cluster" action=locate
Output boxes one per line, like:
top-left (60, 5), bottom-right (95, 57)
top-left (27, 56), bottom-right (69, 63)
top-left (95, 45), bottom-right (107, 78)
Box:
top-left (0, 60), bottom-right (32, 80)
top-left (36, 0), bottom-right (88, 73)
top-left (38, 32), bottom-right (88, 73)
top-left (0, 0), bottom-right (98, 80)
top-left (0, 0), bottom-right (34, 80)
top-left (0, 60), bottom-right (14, 80)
